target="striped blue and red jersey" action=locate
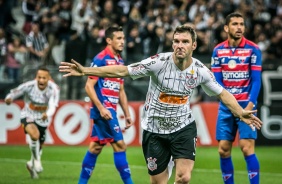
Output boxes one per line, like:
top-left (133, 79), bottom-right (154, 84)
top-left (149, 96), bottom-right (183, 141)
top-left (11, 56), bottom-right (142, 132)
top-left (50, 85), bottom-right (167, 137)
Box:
top-left (211, 37), bottom-right (262, 109)
top-left (89, 46), bottom-right (124, 119)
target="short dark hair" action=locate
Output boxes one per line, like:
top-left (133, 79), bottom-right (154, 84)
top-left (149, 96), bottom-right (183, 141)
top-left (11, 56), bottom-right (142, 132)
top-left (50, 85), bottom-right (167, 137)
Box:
top-left (37, 66), bottom-right (50, 73)
top-left (105, 26), bottom-right (123, 39)
top-left (225, 12), bottom-right (244, 25)
top-left (173, 25), bottom-right (197, 43)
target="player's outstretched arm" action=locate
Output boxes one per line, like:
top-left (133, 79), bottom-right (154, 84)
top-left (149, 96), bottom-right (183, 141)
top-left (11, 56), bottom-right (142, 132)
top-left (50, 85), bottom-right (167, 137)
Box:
top-left (217, 89), bottom-right (263, 130)
top-left (59, 59), bottom-right (85, 77)
top-left (59, 59), bottom-right (130, 78)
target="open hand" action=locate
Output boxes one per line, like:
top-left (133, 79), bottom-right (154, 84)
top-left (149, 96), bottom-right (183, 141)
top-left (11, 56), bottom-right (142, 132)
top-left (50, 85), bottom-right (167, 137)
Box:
top-left (239, 110), bottom-right (262, 130)
top-left (59, 59), bottom-right (85, 77)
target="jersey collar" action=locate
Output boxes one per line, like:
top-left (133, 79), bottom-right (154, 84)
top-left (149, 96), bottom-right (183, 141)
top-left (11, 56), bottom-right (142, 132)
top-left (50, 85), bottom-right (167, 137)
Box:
top-left (223, 37), bottom-right (246, 48)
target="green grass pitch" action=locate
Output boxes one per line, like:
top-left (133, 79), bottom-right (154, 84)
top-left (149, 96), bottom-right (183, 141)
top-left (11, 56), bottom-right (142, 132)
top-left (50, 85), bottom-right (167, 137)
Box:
top-left (0, 145), bottom-right (281, 184)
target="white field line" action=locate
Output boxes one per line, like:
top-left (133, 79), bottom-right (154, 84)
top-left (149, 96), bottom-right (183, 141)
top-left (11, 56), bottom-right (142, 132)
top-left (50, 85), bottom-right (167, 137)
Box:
top-left (1, 158), bottom-right (282, 177)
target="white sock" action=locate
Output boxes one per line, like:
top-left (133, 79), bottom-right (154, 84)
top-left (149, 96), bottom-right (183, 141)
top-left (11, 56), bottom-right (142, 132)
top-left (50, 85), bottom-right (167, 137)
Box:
top-left (167, 156), bottom-right (174, 179)
top-left (39, 149), bottom-right (43, 161)
top-left (29, 140), bottom-right (40, 161)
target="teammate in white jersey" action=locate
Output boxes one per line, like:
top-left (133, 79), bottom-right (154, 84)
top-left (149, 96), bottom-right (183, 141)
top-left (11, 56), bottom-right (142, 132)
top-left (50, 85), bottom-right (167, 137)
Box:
top-left (59, 25), bottom-right (262, 184)
top-left (5, 66), bottom-right (60, 179)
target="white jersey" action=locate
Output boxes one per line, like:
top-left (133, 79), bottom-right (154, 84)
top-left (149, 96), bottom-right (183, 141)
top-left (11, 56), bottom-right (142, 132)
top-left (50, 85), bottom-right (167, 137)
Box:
top-left (128, 52), bottom-right (223, 134)
top-left (5, 80), bottom-right (60, 127)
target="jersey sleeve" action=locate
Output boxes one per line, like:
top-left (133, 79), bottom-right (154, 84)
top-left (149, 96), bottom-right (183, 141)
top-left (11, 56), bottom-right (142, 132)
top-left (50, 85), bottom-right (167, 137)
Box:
top-left (200, 66), bottom-right (223, 97)
top-left (127, 55), bottom-right (163, 80)
top-left (5, 81), bottom-right (30, 100)
top-left (249, 47), bottom-right (262, 104)
top-left (46, 82), bottom-right (60, 117)
top-left (89, 56), bottom-right (104, 80)
top-left (211, 49), bottom-right (224, 87)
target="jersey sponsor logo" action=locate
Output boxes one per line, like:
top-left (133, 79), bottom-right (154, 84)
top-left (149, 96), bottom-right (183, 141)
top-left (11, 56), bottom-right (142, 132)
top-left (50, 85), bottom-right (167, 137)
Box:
top-left (227, 88), bottom-right (242, 94)
top-left (160, 56), bottom-right (166, 61)
top-left (228, 60), bottom-right (237, 69)
top-left (106, 59), bottom-right (116, 65)
top-left (234, 49), bottom-right (252, 56)
top-left (158, 117), bottom-right (182, 130)
top-left (103, 80), bottom-right (120, 90)
top-left (29, 103), bottom-right (48, 111)
top-left (159, 92), bottom-right (188, 105)
top-left (162, 87), bottom-right (191, 96)
top-left (223, 71), bottom-right (249, 79)
top-left (217, 49), bottom-right (232, 57)
top-left (144, 60), bottom-right (156, 67)
top-left (147, 157), bottom-right (157, 171)
top-left (213, 57), bottom-right (219, 64)
top-left (150, 54), bottom-right (159, 59)
top-left (195, 61), bottom-right (204, 68)
top-left (251, 54), bottom-right (257, 63)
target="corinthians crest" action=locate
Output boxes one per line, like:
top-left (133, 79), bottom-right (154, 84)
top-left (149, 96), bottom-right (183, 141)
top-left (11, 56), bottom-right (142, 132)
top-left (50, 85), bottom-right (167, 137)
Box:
top-left (147, 157), bottom-right (157, 171)
top-left (185, 72), bottom-right (197, 88)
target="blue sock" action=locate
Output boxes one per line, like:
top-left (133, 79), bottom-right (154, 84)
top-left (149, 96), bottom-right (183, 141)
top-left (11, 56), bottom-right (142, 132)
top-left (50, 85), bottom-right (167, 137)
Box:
top-left (245, 154), bottom-right (260, 184)
top-left (220, 157), bottom-right (234, 184)
top-left (114, 151), bottom-right (133, 184)
top-left (78, 151), bottom-right (98, 184)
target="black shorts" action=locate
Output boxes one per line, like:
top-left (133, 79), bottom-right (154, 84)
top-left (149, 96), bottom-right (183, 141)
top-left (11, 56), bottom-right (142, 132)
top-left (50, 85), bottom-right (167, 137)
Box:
top-left (142, 121), bottom-right (197, 175)
top-left (21, 118), bottom-right (47, 144)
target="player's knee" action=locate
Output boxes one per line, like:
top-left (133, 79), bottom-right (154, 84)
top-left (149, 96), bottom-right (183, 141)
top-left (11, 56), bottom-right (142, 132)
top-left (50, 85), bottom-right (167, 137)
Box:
top-left (240, 145), bottom-right (253, 155)
top-left (218, 147), bottom-right (231, 157)
top-left (112, 141), bottom-right (127, 152)
top-left (175, 172), bottom-right (191, 184)
top-left (89, 146), bottom-right (103, 154)
top-left (29, 132), bottom-right (40, 141)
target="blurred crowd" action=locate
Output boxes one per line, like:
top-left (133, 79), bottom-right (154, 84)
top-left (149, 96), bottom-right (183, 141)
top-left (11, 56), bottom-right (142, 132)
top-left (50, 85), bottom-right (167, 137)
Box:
top-left (0, 0), bottom-right (282, 99)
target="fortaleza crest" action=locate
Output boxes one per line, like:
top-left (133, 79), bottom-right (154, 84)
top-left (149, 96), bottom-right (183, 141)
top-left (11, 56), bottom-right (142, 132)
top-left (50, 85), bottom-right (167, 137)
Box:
top-left (147, 157), bottom-right (157, 171)
top-left (114, 124), bottom-right (120, 133)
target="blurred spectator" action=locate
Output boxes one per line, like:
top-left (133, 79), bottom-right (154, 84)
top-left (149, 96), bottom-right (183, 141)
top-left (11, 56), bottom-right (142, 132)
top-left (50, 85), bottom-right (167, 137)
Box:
top-left (22, 0), bottom-right (42, 34)
top-left (99, 0), bottom-right (119, 24)
top-left (56, 0), bottom-right (72, 42)
top-left (5, 36), bottom-right (27, 83)
top-left (86, 25), bottom-right (106, 66)
top-left (64, 29), bottom-right (87, 99)
top-left (0, 27), bottom-right (7, 81)
top-left (126, 26), bottom-right (144, 65)
top-left (40, 2), bottom-right (60, 64)
top-left (25, 21), bottom-right (49, 66)
top-left (4, 0), bottom-right (282, 100)
top-left (72, 0), bottom-right (94, 35)
top-left (0, 0), bottom-right (16, 31)
top-left (162, 28), bottom-right (174, 52)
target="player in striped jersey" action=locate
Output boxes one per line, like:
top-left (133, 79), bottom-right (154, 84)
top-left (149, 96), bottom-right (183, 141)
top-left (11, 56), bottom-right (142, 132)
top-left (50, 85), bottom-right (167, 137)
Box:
top-left (77, 26), bottom-right (134, 184)
top-left (5, 66), bottom-right (60, 179)
top-left (59, 25), bottom-right (262, 184)
top-left (211, 12), bottom-right (262, 184)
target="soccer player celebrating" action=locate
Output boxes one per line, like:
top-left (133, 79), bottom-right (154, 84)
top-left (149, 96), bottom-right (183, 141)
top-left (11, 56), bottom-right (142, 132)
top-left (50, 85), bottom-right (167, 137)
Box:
top-left (211, 12), bottom-right (262, 184)
top-left (5, 66), bottom-right (60, 179)
top-left (77, 26), bottom-right (134, 184)
top-left (59, 25), bottom-right (262, 184)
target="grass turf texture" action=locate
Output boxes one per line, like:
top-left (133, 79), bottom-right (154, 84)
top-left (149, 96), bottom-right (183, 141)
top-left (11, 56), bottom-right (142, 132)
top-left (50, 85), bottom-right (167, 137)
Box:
top-left (0, 145), bottom-right (281, 184)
